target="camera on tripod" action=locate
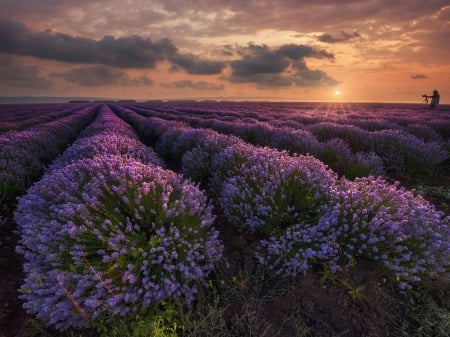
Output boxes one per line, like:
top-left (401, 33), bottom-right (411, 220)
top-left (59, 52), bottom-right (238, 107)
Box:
top-left (422, 93), bottom-right (429, 104)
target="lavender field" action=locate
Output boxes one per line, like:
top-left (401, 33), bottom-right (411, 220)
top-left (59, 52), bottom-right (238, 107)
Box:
top-left (1, 102), bottom-right (449, 337)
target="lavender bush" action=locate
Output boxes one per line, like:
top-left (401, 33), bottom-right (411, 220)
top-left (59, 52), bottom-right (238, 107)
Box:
top-left (78, 105), bottom-right (138, 140)
top-left (318, 138), bottom-right (385, 179)
top-left (181, 133), bottom-right (243, 185)
top-left (307, 122), bottom-right (372, 152)
top-left (111, 105), bottom-right (187, 145)
top-left (48, 133), bottom-right (163, 172)
top-left (209, 141), bottom-right (258, 196)
top-left (267, 128), bottom-right (322, 157)
top-left (405, 123), bottom-right (443, 143)
top-left (0, 106), bottom-right (97, 202)
top-left (256, 216), bottom-right (340, 277)
top-left (257, 176), bottom-right (450, 286)
top-left (372, 130), bottom-right (447, 174)
top-left (219, 148), bottom-right (338, 235)
top-left (15, 155), bottom-right (223, 330)
top-left (330, 177), bottom-right (450, 288)
top-left (154, 127), bottom-right (189, 160)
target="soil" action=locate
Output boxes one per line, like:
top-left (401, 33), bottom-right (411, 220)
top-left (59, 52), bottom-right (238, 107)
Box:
top-left (1, 165), bottom-right (449, 337)
top-left (215, 218), bottom-right (412, 337)
top-left (0, 214), bottom-right (28, 337)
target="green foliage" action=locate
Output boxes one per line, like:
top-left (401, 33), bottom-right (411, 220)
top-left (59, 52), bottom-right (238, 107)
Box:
top-left (415, 184), bottom-right (450, 214)
top-left (406, 280), bottom-right (450, 337)
top-left (320, 266), bottom-right (365, 300)
top-left (94, 303), bottom-right (179, 337)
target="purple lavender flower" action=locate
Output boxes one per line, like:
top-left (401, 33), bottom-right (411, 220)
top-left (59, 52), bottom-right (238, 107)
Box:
top-left (331, 176), bottom-right (450, 287)
top-left (15, 155), bottom-right (223, 330)
top-left (0, 106), bottom-right (97, 201)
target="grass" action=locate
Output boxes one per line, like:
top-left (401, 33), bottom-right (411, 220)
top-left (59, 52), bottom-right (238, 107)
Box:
top-left (19, 248), bottom-right (450, 337)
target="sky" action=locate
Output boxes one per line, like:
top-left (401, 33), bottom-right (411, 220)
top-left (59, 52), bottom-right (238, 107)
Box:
top-left (0, 0), bottom-right (449, 103)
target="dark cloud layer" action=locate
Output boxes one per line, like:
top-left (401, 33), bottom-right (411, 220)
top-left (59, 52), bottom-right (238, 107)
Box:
top-left (50, 65), bottom-right (154, 86)
top-left (0, 18), bottom-right (226, 74)
top-left (229, 44), bottom-right (339, 88)
top-left (0, 18), bottom-right (175, 68)
top-left (0, 18), bottom-right (338, 89)
top-left (168, 54), bottom-right (226, 75)
top-left (318, 31), bottom-right (361, 43)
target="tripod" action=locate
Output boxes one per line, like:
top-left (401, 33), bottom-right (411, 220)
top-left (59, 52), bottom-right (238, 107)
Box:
top-left (422, 94), bottom-right (429, 104)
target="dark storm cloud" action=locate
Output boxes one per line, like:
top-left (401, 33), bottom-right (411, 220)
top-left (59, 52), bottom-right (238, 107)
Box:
top-left (229, 43), bottom-right (338, 88)
top-left (168, 54), bottom-right (226, 75)
top-left (50, 65), bottom-right (154, 86)
top-left (0, 54), bottom-right (53, 89)
top-left (231, 44), bottom-right (333, 76)
top-left (411, 74), bottom-right (427, 79)
top-left (161, 80), bottom-right (224, 90)
top-left (318, 31), bottom-right (361, 43)
top-left (0, 18), bottom-right (175, 67)
top-left (0, 18), bottom-right (225, 73)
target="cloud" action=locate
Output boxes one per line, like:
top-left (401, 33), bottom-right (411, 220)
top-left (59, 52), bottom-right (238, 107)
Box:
top-left (50, 65), bottom-right (154, 86)
top-left (161, 80), bottom-right (224, 90)
top-left (228, 43), bottom-right (338, 88)
top-left (0, 18), bottom-right (226, 74)
top-left (168, 53), bottom-right (226, 75)
top-left (0, 18), bottom-right (176, 68)
top-left (411, 74), bottom-right (427, 79)
top-left (0, 54), bottom-right (53, 89)
top-left (318, 31), bottom-right (361, 43)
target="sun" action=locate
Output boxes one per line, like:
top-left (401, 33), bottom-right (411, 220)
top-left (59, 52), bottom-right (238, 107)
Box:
top-left (335, 89), bottom-right (341, 96)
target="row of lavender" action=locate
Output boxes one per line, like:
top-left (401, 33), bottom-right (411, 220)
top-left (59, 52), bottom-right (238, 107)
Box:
top-left (0, 105), bottom-right (99, 204)
top-left (125, 103), bottom-right (448, 177)
top-left (15, 105), bottom-right (223, 330)
top-left (129, 101), bottom-right (450, 141)
top-left (112, 104), bottom-right (450, 289)
top-left (0, 104), bottom-right (85, 134)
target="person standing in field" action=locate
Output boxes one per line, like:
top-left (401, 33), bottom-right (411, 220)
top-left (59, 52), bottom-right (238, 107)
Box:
top-left (425, 89), bottom-right (440, 109)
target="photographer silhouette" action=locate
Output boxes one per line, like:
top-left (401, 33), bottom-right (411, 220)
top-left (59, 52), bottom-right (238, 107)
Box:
top-left (423, 89), bottom-right (440, 108)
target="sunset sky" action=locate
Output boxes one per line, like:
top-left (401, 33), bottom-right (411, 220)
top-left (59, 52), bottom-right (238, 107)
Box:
top-left (0, 0), bottom-right (449, 103)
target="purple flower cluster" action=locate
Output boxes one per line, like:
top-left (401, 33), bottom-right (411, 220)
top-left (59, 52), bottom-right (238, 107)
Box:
top-left (181, 133), bottom-right (242, 185)
top-left (318, 138), bottom-right (385, 179)
top-left (405, 123), bottom-right (443, 143)
top-left (78, 105), bottom-right (138, 140)
top-left (305, 122), bottom-right (373, 153)
top-left (47, 105), bottom-right (163, 172)
top-left (0, 104), bottom-right (79, 133)
top-left (372, 130), bottom-right (447, 174)
top-left (256, 176), bottom-right (450, 284)
top-left (104, 103), bottom-right (449, 287)
top-left (218, 147), bottom-right (338, 235)
top-left (330, 177), bottom-right (450, 288)
top-left (111, 105), bottom-right (187, 145)
top-left (118, 105), bottom-right (390, 179)
top-left (15, 155), bottom-right (223, 330)
top-left (48, 133), bottom-right (164, 172)
top-left (0, 106), bottom-right (97, 202)
top-left (143, 102), bottom-right (449, 177)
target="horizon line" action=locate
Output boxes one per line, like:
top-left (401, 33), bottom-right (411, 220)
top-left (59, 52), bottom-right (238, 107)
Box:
top-left (0, 95), bottom-right (442, 105)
